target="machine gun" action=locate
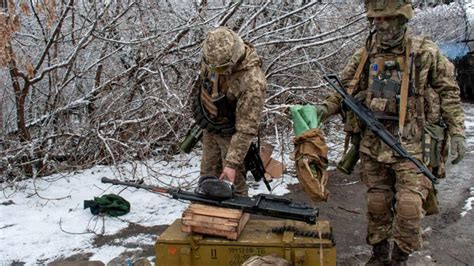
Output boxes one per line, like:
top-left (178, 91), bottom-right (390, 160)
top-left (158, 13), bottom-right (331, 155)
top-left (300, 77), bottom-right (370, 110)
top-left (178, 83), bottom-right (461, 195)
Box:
top-left (101, 177), bottom-right (318, 224)
top-left (323, 74), bottom-right (438, 184)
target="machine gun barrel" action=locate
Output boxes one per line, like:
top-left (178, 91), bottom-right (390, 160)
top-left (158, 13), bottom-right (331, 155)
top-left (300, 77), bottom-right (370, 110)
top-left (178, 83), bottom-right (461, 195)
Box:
top-left (101, 177), bottom-right (318, 224)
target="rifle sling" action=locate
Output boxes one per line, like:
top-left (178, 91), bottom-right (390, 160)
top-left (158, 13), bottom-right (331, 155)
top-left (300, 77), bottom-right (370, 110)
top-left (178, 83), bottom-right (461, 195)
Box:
top-left (399, 39), bottom-right (412, 135)
top-left (347, 49), bottom-right (369, 95)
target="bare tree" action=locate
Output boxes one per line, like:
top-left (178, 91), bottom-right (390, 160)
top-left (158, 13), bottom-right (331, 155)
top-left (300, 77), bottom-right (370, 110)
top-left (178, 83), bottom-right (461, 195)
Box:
top-left (0, 1), bottom-right (466, 184)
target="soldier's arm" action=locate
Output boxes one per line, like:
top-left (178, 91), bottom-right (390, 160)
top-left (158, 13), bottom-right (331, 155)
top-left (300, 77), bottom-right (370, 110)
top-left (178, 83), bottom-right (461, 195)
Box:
top-left (322, 47), bottom-right (365, 117)
top-left (427, 42), bottom-right (465, 137)
top-left (225, 67), bottom-right (266, 169)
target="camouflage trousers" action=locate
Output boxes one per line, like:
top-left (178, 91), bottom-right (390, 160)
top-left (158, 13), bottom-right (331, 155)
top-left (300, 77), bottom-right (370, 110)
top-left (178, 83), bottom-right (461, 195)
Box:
top-left (201, 131), bottom-right (248, 195)
top-left (360, 153), bottom-right (431, 254)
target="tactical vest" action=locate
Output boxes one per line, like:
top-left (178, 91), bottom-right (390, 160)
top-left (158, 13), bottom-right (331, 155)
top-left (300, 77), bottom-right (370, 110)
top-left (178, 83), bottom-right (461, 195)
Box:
top-left (347, 36), bottom-right (448, 177)
top-left (192, 71), bottom-right (237, 135)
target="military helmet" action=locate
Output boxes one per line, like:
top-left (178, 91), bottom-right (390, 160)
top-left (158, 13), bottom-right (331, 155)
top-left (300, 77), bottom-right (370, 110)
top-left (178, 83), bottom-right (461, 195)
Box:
top-left (202, 27), bottom-right (245, 73)
top-left (365, 0), bottom-right (414, 20)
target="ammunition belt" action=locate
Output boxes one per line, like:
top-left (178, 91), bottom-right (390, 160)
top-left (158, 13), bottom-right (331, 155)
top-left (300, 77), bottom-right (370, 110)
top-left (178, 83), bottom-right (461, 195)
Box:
top-left (271, 226), bottom-right (335, 246)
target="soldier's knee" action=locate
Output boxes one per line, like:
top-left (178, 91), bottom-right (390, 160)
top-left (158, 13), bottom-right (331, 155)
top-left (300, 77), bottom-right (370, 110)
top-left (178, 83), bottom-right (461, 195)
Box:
top-left (367, 190), bottom-right (391, 216)
top-left (396, 191), bottom-right (422, 220)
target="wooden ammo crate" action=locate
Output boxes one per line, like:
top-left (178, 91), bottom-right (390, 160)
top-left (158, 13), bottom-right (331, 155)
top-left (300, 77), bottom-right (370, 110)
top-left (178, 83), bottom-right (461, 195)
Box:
top-left (156, 219), bottom-right (336, 266)
top-left (181, 203), bottom-right (249, 240)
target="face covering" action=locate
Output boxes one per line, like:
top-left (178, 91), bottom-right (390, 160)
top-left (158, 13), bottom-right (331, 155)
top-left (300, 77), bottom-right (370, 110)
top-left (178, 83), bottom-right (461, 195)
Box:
top-left (373, 16), bottom-right (407, 50)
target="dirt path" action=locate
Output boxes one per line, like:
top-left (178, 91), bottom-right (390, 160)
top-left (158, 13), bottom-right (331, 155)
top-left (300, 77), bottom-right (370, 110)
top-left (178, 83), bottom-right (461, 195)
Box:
top-left (285, 105), bottom-right (474, 265)
top-left (52, 106), bottom-right (474, 265)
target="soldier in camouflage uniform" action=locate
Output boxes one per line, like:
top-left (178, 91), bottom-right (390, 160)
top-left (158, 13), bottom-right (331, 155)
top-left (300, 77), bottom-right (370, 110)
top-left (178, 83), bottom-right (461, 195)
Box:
top-left (194, 27), bottom-right (266, 195)
top-left (316, 1), bottom-right (466, 265)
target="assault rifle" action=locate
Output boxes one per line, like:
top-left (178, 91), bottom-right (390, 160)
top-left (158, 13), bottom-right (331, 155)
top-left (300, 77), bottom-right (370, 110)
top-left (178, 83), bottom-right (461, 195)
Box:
top-left (323, 74), bottom-right (439, 184)
top-left (101, 177), bottom-right (318, 224)
top-left (245, 142), bottom-right (272, 191)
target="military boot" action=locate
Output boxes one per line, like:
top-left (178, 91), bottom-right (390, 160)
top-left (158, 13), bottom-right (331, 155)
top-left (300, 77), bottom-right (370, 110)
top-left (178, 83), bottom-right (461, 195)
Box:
top-left (366, 239), bottom-right (391, 265)
top-left (391, 243), bottom-right (409, 266)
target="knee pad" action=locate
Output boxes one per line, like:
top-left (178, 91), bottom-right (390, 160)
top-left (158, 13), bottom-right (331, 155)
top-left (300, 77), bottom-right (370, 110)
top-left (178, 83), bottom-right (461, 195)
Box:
top-left (396, 192), bottom-right (422, 220)
top-left (367, 190), bottom-right (391, 214)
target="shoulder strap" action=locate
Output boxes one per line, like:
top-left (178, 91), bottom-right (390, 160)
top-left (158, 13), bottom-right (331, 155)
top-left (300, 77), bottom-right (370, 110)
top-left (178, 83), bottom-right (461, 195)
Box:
top-left (398, 38), bottom-right (412, 135)
top-left (347, 49), bottom-right (369, 95)
top-left (398, 36), bottom-right (426, 135)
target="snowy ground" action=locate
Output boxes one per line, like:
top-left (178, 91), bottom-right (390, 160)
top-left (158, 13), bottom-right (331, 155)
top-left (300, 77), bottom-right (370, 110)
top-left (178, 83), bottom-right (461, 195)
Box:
top-left (2, 101), bottom-right (473, 265)
top-left (2, 103), bottom-right (473, 265)
top-left (0, 151), bottom-right (300, 265)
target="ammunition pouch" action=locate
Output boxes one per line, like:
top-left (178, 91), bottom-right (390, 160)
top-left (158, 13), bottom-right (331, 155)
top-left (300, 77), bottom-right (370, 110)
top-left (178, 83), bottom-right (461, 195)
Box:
top-left (423, 122), bottom-right (449, 179)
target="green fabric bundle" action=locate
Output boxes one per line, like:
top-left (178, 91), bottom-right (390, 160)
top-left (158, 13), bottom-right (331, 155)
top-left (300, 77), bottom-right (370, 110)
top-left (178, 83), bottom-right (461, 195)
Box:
top-left (290, 105), bottom-right (322, 136)
top-left (84, 194), bottom-right (130, 217)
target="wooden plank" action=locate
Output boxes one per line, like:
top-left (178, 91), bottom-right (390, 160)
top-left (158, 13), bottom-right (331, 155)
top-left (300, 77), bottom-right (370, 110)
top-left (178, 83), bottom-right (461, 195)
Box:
top-left (237, 213), bottom-right (250, 235)
top-left (180, 203), bottom-right (250, 240)
top-left (182, 219), bottom-right (237, 232)
top-left (182, 215), bottom-right (239, 227)
top-left (186, 204), bottom-right (243, 219)
top-left (183, 225), bottom-right (239, 240)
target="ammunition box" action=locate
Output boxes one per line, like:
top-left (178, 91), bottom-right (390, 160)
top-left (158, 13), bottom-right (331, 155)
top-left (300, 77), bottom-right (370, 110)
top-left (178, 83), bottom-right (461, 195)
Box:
top-left (156, 219), bottom-right (336, 266)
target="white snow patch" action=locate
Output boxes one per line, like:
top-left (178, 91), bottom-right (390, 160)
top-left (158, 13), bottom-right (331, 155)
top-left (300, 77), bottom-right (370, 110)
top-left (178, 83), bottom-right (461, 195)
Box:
top-left (0, 152), bottom-right (297, 264)
top-left (460, 188), bottom-right (474, 217)
top-left (1, 104), bottom-right (473, 264)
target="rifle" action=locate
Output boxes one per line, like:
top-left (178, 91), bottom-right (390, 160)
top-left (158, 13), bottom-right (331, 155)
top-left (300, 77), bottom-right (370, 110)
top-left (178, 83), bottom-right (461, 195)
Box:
top-left (101, 177), bottom-right (318, 224)
top-left (245, 142), bottom-right (272, 191)
top-left (323, 74), bottom-right (439, 185)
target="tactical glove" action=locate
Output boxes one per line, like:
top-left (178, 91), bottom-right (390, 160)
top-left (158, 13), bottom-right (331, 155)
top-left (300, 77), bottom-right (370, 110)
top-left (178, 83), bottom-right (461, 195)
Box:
top-left (314, 104), bottom-right (328, 121)
top-left (450, 135), bottom-right (466, 164)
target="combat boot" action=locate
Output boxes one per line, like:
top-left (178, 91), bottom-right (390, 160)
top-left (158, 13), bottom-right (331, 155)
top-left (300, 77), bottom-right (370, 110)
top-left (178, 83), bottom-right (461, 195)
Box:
top-left (391, 243), bottom-right (409, 266)
top-left (366, 239), bottom-right (391, 265)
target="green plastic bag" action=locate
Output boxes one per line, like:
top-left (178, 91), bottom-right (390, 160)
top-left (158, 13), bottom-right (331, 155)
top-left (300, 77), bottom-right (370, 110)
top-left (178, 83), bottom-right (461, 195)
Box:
top-left (290, 105), bottom-right (322, 136)
top-left (84, 194), bottom-right (130, 217)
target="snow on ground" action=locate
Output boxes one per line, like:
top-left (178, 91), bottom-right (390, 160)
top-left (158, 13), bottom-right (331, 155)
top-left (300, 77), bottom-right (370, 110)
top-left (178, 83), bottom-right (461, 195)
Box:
top-left (460, 187), bottom-right (474, 217)
top-left (467, 2), bottom-right (474, 22)
top-left (0, 150), bottom-right (299, 265)
top-left (1, 104), bottom-right (473, 265)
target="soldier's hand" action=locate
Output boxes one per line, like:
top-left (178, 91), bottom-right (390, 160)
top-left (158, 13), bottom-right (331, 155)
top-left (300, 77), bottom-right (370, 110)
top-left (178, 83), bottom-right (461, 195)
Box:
top-left (220, 167), bottom-right (236, 184)
top-left (450, 135), bottom-right (466, 164)
top-left (315, 104), bottom-right (328, 121)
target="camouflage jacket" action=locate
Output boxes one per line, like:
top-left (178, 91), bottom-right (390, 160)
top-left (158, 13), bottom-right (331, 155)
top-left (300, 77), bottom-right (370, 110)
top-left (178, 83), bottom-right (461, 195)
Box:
top-left (198, 43), bottom-right (266, 168)
top-left (324, 32), bottom-right (465, 162)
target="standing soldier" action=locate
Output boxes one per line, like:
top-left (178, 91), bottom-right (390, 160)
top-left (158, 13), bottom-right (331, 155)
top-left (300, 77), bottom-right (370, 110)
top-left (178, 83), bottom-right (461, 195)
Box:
top-left (193, 27), bottom-right (266, 195)
top-left (316, 1), bottom-right (466, 265)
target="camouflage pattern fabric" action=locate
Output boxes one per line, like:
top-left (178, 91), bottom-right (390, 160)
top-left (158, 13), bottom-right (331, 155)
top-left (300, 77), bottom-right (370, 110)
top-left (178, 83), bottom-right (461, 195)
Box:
top-left (202, 27), bottom-right (245, 67)
top-left (360, 153), bottom-right (432, 254)
top-left (201, 131), bottom-right (248, 195)
top-left (198, 29), bottom-right (266, 194)
top-left (322, 30), bottom-right (465, 254)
